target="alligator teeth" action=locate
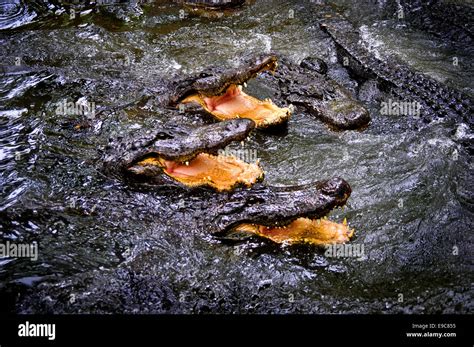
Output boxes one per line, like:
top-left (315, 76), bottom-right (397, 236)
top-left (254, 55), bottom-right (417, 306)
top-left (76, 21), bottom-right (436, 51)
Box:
top-left (185, 161), bottom-right (189, 166)
top-left (243, 82), bottom-right (247, 88)
top-left (343, 218), bottom-right (347, 226)
top-left (238, 85), bottom-right (243, 91)
top-left (271, 62), bottom-right (278, 75)
top-left (241, 141), bottom-right (244, 146)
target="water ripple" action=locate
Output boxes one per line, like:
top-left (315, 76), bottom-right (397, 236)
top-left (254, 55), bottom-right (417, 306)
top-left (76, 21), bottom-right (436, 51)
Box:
top-left (0, 108), bottom-right (41, 211)
top-left (0, 0), bottom-right (37, 30)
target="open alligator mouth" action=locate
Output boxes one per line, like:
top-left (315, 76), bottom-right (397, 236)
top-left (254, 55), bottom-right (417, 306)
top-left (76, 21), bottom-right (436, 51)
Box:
top-left (174, 55), bottom-right (291, 128)
top-left (215, 177), bottom-right (354, 246)
top-left (123, 119), bottom-right (263, 191)
top-left (233, 217), bottom-right (353, 246)
top-left (132, 153), bottom-right (262, 191)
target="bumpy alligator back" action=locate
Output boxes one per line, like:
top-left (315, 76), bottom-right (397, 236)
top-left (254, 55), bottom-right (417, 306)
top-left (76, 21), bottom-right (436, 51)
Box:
top-left (320, 19), bottom-right (473, 126)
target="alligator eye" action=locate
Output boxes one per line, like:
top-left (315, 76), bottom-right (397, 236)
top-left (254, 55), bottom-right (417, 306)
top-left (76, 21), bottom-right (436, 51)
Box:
top-left (154, 132), bottom-right (174, 140)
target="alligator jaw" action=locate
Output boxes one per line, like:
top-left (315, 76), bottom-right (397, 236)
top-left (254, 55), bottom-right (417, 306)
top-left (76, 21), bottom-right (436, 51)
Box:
top-left (124, 119), bottom-right (263, 191)
top-left (130, 153), bottom-right (263, 192)
top-left (215, 177), bottom-right (354, 246)
top-left (178, 55), bottom-right (291, 128)
top-left (233, 217), bottom-right (354, 246)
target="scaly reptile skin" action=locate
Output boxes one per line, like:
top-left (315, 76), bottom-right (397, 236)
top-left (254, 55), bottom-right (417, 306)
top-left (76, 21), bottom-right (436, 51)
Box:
top-left (320, 19), bottom-right (473, 127)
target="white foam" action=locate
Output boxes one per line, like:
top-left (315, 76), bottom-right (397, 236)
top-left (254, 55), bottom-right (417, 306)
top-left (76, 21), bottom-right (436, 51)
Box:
top-left (359, 24), bottom-right (384, 61)
top-left (454, 123), bottom-right (474, 140)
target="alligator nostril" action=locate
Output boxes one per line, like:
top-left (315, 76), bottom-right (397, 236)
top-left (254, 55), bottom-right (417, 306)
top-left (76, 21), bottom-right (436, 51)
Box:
top-left (320, 177), bottom-right (351, 198)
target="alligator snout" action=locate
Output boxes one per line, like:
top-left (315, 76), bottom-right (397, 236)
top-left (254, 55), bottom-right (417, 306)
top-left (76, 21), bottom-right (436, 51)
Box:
top-left (222, 118), bottom-right (255, 136)
top-left (325, 100), bottom-right (371, 130)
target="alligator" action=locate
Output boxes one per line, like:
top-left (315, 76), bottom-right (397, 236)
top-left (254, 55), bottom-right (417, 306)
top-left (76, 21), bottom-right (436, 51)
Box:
top-left (319, 18), bottom-right (473, 127)
top-left (103, 118), bottom-right (263, 192)
top-left (163, 53), bottom-right (370, 130)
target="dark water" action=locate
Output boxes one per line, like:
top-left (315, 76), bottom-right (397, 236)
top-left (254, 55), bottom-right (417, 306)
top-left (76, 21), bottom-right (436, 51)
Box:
top-left (0, 0), bottom-right (472, 313)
